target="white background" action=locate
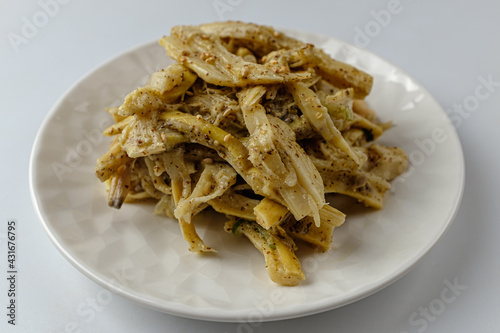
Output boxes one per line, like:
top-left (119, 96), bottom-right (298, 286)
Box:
top-left (1, 0), bottom-right (499, 332)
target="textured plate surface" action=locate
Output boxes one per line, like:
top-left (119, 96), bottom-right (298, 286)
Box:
top-left (30, 29), bottom-right (464, 322)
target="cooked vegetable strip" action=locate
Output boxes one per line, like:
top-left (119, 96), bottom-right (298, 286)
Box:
top-left (266, 115), bottom-right (325, 225)
top-left (321, 169), bottom-right (390, 209)
top-left (238, 86), bottom-right (296, 186)
top-left (226, 219), bottom-right (305, 286)
top-left (96, 138), bottom-right (131, 182)
top-left (118, 64), bottom-right (197, 117)
top-left (116, 113), bottom-right (180, 158)
top-left (159, 110), bottom-right (256, 179)
top-left (173, 180), bottom-right (215, 253)
top-left (317, 88), bottom-right (354, 131)
top-left (195, 21), bottom-right (373, 98)
top-left (95, 21), bottom-right (407, 286)
top-left (161, 148), bottom-right (215, 253)
top-left (154, 194), bottom-right (176, 218)
top-left (144, 157), bottom-right (171, 194)
top-left (361, 144), bottom-right (408, 182)
top-left (353, 99), bottom-right (377, 121)
top-left (288, 81), bottom-right (362, 165)
top-left (285, 205), bottom-right (345, 251)
top-left (314, 48), bottom-right (373, 99)
top-left (197, 21), bottom-right (303, 56)
top-left (320, 204), bottom-right (345, 228)
top-left (348, 113), bottom-right (385, 141)
top-left (161, 110), bottom-right (323, 224)
top-left (208, 190), bottom-right (259, 221)
top-left (153, 148), bottom-right (195, 199)
top-left (107, 160), bottom-right (133, 209)
top-left (174, 163), bottom-right (237, 223)
top-left (160, 27), bottom-right (310, 87)
top-left (254, 198), bottom-right (290, 230)
top-left (103, 115), bottom-right (134, 136)
top-left (239, 86), bottom-right (327, 225)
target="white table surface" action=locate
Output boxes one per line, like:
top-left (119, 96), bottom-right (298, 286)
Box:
top-left (2, 0), bottom-right (499, 332)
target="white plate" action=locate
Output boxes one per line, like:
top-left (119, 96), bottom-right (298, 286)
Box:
top-left (29, 29), bottom-right (464, 322)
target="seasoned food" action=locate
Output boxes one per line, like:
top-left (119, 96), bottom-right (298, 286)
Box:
top-left (95, 21), bottom-right (407, 286)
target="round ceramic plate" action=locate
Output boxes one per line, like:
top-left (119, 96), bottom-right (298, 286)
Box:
top-left (29, 29), bottom-right (464, 322)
